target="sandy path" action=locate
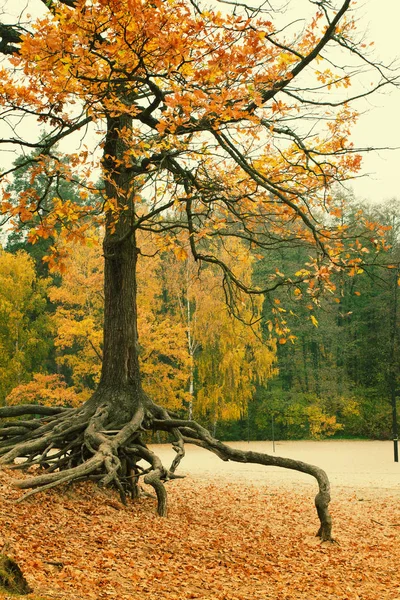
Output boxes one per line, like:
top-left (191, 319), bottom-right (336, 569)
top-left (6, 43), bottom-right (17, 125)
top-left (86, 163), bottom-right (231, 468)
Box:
top-left (150, 439), bottom-right (400, 495)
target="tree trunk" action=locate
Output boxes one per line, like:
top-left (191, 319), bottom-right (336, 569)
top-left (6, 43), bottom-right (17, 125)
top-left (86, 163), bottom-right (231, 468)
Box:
top-left (95, 113), bottom-right (145, 416)
top-left (101, 232), bottom-right (141, 392)
top-left (186, 268), bottom-right (195, 421)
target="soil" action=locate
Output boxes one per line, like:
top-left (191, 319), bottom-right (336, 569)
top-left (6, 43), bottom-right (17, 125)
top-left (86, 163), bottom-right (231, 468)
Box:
top-left (152, 439), bottom-right (400, 496)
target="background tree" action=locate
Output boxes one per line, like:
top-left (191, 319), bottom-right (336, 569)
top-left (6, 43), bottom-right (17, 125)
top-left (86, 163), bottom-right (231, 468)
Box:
top-left (249, 198), bottom-right (397, 441)
top-left (0, 249), bottom-right (52, 402)
top-left (48, 235), bottom-right (104, 399)
top-left (6, 373), bottom-right (81, 408)
top-left (162, 244), bottom-right (276, 433)
top-left (0, 0), bottom-right (397, 542)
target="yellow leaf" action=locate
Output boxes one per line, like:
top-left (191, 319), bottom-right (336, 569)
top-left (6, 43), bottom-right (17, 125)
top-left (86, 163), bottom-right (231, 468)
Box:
top-left (310, 315), bottom-right (318, 327)
top-left (173, 247), bottom-right (188, 261)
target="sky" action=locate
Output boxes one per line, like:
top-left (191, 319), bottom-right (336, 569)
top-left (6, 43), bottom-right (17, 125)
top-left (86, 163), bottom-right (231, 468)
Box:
top-left (1, 0), bottom-right (400, 204)
top-left (348, 0), bottom-right (400, 203)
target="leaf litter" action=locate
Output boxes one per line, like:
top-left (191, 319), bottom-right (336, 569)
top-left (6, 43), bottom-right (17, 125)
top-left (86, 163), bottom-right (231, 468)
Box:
top-left (0, 468), bottom-right (399, 600)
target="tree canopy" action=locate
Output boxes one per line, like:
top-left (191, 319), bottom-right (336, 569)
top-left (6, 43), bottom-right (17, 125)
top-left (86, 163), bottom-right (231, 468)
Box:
top-left (0, 0), bottom-right (393, 294)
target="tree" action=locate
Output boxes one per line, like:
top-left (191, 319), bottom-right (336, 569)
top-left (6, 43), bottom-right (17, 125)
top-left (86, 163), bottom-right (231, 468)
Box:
top-left (0, 249), bottom-right (53, 402)
top-left (246, 192), bottom-right (399, 441)
top-left (48, 235), bottom-right (104, 399)
top-left (5, 373), bottom-right (81, 408)
top-left (0, 0), bottom-right (396, 542)
top-left (162, 244), bottom-right (276, 433)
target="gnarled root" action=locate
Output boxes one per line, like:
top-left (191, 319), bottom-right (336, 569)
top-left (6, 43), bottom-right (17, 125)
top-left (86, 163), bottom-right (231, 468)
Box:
top-left (0, 398), bottom-right (333, 541)
top-left (153, 417), bottom-right (334, 542)
top-left (0, 394), bottom-right (184, 513)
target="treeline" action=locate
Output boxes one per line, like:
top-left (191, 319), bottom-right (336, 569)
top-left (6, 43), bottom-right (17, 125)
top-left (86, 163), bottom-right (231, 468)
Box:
top-left (245, 198), bottom-right (400, 441)
top-left (1, 162), bottom-right (399, 440)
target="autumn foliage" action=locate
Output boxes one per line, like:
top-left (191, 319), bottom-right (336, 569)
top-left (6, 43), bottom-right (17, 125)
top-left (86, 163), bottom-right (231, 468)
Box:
top-left (2, 234), bottom-right (274, 419)
top-left (0, 0), bottom-right (396, 545)
top-left (0, 249), bottom-right (52, 402)
top-left (0, 0), bottom-right (387, 294)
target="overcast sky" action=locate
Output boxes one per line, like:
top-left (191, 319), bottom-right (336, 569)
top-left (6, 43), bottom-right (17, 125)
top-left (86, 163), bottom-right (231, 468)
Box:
top-left (1, 0), bottom-right (400, 204)
top-left (348, 0), bottom-right (400, 203)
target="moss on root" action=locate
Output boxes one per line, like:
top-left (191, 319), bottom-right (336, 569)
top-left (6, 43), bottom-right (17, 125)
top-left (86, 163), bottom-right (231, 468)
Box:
top-left (0, 554), bottom-right (32, 595)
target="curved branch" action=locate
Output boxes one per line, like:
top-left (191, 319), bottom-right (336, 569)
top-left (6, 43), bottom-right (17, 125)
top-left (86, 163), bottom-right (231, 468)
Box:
top-left (0, 116), bottom-right (92, 155)
top-left (210, 128), bottom-right (327, 255)
top-left (247, 0), bottom-right (351, 111)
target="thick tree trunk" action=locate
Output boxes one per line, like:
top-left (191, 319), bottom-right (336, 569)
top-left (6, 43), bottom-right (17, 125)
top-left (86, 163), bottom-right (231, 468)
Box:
top-left (94, 112), bottom-right (145, 417)
top-left (101, 232), bottom-right (141, 391)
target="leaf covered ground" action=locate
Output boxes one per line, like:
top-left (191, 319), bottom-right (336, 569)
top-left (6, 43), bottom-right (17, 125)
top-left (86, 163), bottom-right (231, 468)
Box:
top-left (0, 469), bottom-right (399, 600)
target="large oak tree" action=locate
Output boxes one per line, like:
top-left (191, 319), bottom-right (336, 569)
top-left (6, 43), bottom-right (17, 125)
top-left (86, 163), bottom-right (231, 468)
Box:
top-left (0, 0), bottom-right (396, 542)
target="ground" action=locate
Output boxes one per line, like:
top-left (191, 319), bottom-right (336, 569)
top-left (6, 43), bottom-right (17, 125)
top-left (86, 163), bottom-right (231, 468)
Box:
top-left (0, 440), bottom-right (399, 600)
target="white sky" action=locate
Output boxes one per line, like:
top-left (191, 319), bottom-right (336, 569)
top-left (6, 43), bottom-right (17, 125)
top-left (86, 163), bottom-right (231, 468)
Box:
top-left (348, 0), bottom-right (400, 203)
top-left (1, 0), bottom-right (400, 204)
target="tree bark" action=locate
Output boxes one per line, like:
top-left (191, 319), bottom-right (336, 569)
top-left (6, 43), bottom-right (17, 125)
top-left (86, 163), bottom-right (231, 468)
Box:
top-left (90, 113), bottom-right (145, 422)
top-left (101, 232), bottom-right (141, 391)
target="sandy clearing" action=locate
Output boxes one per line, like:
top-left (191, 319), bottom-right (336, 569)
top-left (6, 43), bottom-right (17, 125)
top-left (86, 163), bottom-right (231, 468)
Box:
top-left (150, 439), bottom-right (400, 496)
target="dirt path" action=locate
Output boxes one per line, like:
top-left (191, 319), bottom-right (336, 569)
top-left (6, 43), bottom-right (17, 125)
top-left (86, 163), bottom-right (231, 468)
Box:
top-left (152, 439), bottom-right (400, 495)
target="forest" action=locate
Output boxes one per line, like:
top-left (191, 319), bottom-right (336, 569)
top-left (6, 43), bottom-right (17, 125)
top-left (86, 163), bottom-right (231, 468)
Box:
top-left (1, 162), bottom-right (398, 443)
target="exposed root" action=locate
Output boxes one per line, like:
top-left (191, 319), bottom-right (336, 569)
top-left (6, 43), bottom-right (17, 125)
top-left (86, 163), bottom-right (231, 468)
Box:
top-left (0, 395), bottom-right (334, 541)
top-left (153, 417), bottom-right (334, 542)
